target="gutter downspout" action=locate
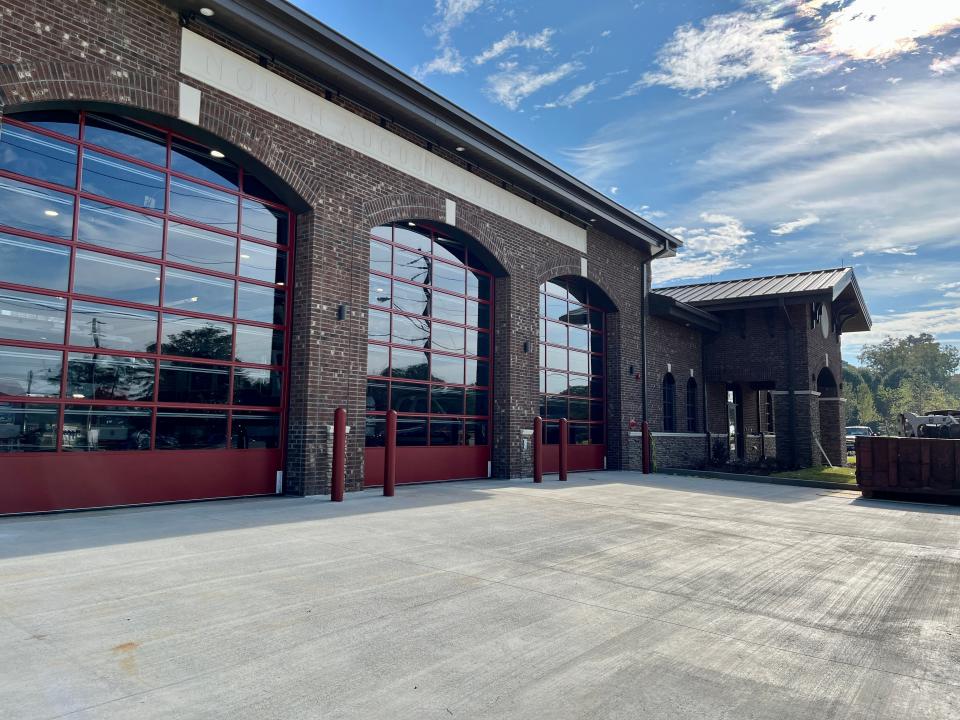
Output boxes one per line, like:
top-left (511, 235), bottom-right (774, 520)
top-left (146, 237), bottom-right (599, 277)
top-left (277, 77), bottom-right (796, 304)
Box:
top-left (641, 241), bottom-right (672, 423)
top-left (701, 336), bottom-right (710, 462)
top-left (780, 299), bottom-right (797, 468)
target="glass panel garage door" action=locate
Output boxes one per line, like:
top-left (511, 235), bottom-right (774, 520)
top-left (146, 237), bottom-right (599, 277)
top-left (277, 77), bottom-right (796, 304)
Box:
top-left (0, 110), bottom-right (293, 513)
top-left (539, 278), bottom-right (606, 472)
top-left (364, 222), bottom-right (492, 485)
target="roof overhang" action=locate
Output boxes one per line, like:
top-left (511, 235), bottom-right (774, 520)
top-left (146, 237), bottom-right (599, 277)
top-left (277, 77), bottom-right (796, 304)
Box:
top-left (655, 268), bottom-right (872, 332)
top-left (649, 292), bottom-right (721, 333)
top-left (162, 0), bottom-right (680, 255)
top-left (831, 270), bottom-right (872, 332)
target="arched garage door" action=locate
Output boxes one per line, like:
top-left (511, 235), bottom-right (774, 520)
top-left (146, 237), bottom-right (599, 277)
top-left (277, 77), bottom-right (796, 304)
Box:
top-left (364, 222), bottom-right (493, 485)
top-left (0, 110), bottom-right (293, 513)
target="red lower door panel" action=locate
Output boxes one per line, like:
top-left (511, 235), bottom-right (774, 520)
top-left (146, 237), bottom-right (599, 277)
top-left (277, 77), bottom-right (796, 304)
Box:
top-left (0, 449), bottom-right (280, 514)
top-left (365, 446), bottom-right (490, 487)
top-left (543, 444), bottom-right (605, 473)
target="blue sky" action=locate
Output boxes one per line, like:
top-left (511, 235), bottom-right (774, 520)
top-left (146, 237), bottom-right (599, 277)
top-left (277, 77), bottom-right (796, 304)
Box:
top-left (306, 0), bottom-right (960, 363)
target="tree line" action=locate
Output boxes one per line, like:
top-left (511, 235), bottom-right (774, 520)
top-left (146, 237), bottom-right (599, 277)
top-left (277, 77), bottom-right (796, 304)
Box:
top-left (843, 333), bottom-right (960, 434)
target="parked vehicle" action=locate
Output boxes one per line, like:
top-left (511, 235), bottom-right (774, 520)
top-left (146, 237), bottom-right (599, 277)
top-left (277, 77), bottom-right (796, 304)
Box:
top-left (845, 425), bottom-right (875, 453)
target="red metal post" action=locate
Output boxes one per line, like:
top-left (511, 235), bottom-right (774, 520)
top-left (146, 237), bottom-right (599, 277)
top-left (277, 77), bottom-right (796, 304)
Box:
top-left (331, 407), bottom-right (346, 502)
top-left (559, 418), bottom-right (569, 481)
top-left (533, 416), bottom-right (543, 483)
top-left (641, 420), bottom-right (651, 474)
top-left (384, 409), bottom-right (397, 497)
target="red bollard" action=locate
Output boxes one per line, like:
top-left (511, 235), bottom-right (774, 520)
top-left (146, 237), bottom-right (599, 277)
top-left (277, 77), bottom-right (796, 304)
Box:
top-left (559, 417), bottom-right (568, 481)
top-left (533, 416), bottom-right (543, 483)
top-left (331, 407), bottom-right (346, 501)
top-left (384, 409), bottom-right (397, 497)
top-left (641, 419), bottom-right (651, 475)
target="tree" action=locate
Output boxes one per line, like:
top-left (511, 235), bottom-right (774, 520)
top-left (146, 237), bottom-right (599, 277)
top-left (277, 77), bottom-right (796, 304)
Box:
top-left (851, 334), bottom-right (960, 432)
top-left (859, 334), bottom-right (959, 388)
top-left (148, 326), bottom-right (233, 360)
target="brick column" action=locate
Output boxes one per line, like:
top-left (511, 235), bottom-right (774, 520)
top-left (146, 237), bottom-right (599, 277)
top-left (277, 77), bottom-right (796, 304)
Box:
top-left (492, 275), bottom-right (539, 478)
top-left (771, 391), bottom-right (821, 468)
top-left (818, 398), bottom-right (847, 466)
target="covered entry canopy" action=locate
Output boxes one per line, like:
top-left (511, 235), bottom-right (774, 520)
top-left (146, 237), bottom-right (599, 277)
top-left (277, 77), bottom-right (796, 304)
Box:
top-left (655, 267), bottom-right (872, 333)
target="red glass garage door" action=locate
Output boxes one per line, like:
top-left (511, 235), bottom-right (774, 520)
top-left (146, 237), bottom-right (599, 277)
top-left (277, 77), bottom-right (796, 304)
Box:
top-left (539, 278), bottom-right (606, 472)
top-left (364, 222), bottom-right (492, 485)
top-left (0, 110), bottom-right (293, 513)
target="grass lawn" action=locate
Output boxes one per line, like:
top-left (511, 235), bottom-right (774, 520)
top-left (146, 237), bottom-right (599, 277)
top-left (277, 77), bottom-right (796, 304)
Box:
top-left (773, 457), bottom-right (858, 485)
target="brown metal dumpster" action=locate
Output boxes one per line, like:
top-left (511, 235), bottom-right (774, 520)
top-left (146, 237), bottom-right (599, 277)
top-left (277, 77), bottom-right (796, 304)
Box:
top-left (856, 436), bottom-right (960, 500)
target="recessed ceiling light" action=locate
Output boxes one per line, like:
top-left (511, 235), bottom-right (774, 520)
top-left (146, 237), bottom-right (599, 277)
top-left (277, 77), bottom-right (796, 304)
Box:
top-left (154, 276), bottom-right (161, 281)
top-left (210, 149), bottom-right (225, 159)
top-left (407, 221), bottom-right (416, 227)
top-left (199, 7), bottom-right (215, 17)
top-left (240, 254), bottom-right (250, 259)
top-left (455, 146), bottom-right (465, 152)
top-left (589, 218), bottom-right (596, 223)
top-left (43, 209), bottom-right (59, 217)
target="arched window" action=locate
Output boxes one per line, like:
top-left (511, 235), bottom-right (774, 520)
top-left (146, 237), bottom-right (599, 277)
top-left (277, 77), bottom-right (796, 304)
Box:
top-left (686, 377), bottom-right (698, 432)
top-left (662, 373), bottom-right (676, 432)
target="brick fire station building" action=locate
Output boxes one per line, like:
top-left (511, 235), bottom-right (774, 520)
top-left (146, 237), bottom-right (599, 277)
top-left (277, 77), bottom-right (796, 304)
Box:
top-left (0, 0), bottom-right (870, 513)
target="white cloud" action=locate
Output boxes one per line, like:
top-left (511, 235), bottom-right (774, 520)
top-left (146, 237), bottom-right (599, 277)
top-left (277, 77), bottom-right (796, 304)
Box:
top-left (609, 186), bottom-right (619, 195)
top-left (685, 77), bottom-right (960, 263)
top-left (429, 0), bottom-right (486, 42)
top-left (654, 212), bottom-right (753, 283)
top-left (413, 46), bottom-right (465, 78)
top-left (771, 214), bottom-right (820, 235)
top-left (637, 1), bottom-right (960, 96)
top-left (636, 10), bottom-right (797, 95)
top-left (484, 61), bottom-right (580, 110)
top-left (542, 81), bottom-right (597, 109)
top-left (561, 137), bottom-right (638, 185)
top-left (879, 246), bottom-right (918, 256)
top-left (930, 52), bottom-right (960, 75)
top-left (473, 28), bottom-right (554, 65)
top-left (807, 0), bottom-right (960, 62)
top-left (843, 305), bottom-right (960, 354)
top-left (601, 30), bottom-right (612, 38)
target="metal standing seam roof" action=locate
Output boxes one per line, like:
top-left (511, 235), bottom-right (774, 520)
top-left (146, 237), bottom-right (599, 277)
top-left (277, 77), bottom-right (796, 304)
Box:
top-left (654, 267), bottom-right (872, 332)
top-left (655, 268), bottom-right (854, 305)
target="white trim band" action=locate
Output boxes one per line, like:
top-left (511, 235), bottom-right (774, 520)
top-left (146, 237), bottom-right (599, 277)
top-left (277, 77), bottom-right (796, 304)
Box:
top-left (180, 29), bottom-right (587, 252)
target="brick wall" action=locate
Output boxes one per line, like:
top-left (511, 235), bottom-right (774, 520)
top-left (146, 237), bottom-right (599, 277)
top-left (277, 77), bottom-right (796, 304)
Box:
top-left (651, 433), bottom-right (709, 469)
top-left (0, 0), bottom-right (653, 491)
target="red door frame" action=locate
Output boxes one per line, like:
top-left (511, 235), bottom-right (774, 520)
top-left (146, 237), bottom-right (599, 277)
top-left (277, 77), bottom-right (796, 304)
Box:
top-left (0, 110), bottom-right (295, 513)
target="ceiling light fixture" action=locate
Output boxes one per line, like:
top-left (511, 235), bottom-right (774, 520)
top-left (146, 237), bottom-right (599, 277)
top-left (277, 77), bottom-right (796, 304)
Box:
top-left (240, 254), bottom-right (251, 259)
top-left (199, 7), bottom-right (215, 17)
top-left (44, 210), bottom-right (59, 217)
top-left (210, 149), bottom-right (225, 159)
top-left (455, 146), bottom-right (465, 152)
top-left (407, 221), bottom-right (416, 227)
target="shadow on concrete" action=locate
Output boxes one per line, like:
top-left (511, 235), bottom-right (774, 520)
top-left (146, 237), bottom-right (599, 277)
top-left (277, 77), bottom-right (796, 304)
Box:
top-left (3, 471), bottom-right (956, 560)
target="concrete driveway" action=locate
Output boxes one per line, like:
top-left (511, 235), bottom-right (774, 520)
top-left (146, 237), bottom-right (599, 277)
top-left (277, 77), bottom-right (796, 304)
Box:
top-left (2, 472), bottom-right (959, 719)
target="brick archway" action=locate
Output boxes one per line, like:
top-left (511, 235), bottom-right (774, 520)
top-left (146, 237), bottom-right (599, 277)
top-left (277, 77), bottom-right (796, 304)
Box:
top-left (361, 193), bottom-right (513, 278)
top-left (0, 64), bottom-right (318, 209)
